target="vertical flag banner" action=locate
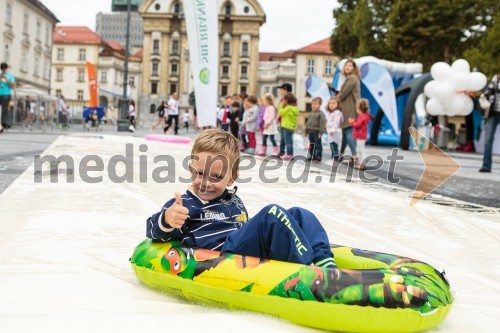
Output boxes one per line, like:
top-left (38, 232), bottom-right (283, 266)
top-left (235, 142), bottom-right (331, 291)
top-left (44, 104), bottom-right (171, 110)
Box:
top-left (86, 62), bottom-right (98, 108)
top-left (184, 0), bottom-right (219, 127)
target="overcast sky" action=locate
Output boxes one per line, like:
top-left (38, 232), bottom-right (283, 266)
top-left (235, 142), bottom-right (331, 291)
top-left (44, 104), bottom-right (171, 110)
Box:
top-left (40, 0), bottom-right (337, 52)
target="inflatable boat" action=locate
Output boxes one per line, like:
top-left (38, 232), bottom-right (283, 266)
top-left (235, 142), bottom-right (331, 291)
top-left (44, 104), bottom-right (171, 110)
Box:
top-left (130, 239), bottom-right (453, 332)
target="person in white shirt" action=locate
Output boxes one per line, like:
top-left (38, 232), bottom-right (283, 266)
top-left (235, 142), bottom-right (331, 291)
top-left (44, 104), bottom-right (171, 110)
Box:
top-left (164, 92), bottom-right (179, 135)
top-left (183, 110), bottom-right (190, 132)
top-left (128, 100), bottom-right (136, 132)
top-left (58, 95), bottom-right (69, 128)
top-left (26, 97), bottom-right (36, 127)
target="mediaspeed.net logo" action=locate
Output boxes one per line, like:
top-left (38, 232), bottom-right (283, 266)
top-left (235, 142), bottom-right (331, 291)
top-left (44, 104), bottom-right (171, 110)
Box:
top-left (31, 128), bottom-right (461, 206)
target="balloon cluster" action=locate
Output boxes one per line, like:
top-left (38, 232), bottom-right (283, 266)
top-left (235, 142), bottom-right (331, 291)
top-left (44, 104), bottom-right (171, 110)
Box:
top-left (424, 59), bottom-right (487, 116)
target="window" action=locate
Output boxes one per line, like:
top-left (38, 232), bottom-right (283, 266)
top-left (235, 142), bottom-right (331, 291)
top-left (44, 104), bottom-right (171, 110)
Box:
top-left (170, 84), bottom-right (177, 95)
top-left (43, 60), bottom-right (50, 80)
top-left (45, 26), bottom-right (50, 45)
top-left (150, 104), bottom-right (156, 114)
top-left (101, 71), bottom-right (107, 83)
top-left (173, 2), bottom-right (181, 15)
top-left (23, 12), bottom-right (29, 34)
top-left (56, 89), bottom-right (62, 97)
top-left (223, 42), bottom-right (230, 56)
top-left (153, 40), bottom-right (159, 54)
top-left (242, 42), bottom-right (249, 57)
top-left (240, 85), bottom-right (247, 94)
top-left (325, 59), bottom-right (333, 75)
top-left (34, 56), bottom-right (40, 76)
top-left (221, 85), bottom-right (228, 97)
top-left (77, 90), bottom-right (84, 101)
top-left (225, 3), bottom-right (232, 15)
top-left (172, 40), bottom-right (179, 54)
top-left (151, 82), bottom-right (158, 94)
top-left (20, 51), bottom-right (28, 72)
top-left (129, 76), bottom-right (135, 87)
top-left (57, 48), bottom-right (64, 60)
top-left (222, 65), bottom-right (229, 77)
top-left (152, 63), bottom-right (159, 75)
top-left (241, 65), bottom-right (248, 78)
top-left (307, 58), bottom-right (315, 74)
top-left (78, 68), bottom-right (85, 82)
top-left (171, 63), bottom-right (178, 75)
top-left (244, 6), bottom-right (250, 14)
top-left (36, 21), bottom-right (41, 41)
top-left (264, 86), bottom-right (270, 94)
top-left (6, 2), bottom-right (12, 25)
top-left (306, 103), bottom-right (312, 112)
top-left (79, 49), bottom-right (86, 61)
top-left (56, 68), bottom-right (63, 81)
top-left (4, 44), bottom-right (10, 64)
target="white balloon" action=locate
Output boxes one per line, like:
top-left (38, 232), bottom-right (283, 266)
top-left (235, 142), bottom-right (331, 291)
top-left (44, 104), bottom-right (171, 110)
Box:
top-left (446, 94), bottom-right (473, 116)
top-left (424, 80), bottom-right (440, 98)
top-left (451, 59), bottom-right (470, 73)
top-left (451, 72), bottom-right (470, 91)
top-left (426, 98), bottom-right (445, 116)
top-left (468, 72), bottom-right (487, 91)
top-left (435, 82), bottom-right (455, 100)
top-left (430, 62), bottom-right (453, 81)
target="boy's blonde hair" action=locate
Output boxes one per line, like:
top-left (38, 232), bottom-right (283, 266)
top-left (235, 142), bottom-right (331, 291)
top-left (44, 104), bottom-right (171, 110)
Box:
top-left (192, 129), bottom-right (240, 180)
top-left (312, 97), bottom-right (322, 105)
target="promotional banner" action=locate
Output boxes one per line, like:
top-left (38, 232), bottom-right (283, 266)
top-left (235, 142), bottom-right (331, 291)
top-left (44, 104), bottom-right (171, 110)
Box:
top-left (86, 62), bottom-right (98, 108)
top-left (183, 0), bottom-right (219, 127)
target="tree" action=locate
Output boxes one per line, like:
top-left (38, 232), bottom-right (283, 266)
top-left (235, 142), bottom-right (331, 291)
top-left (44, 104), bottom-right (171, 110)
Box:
top-left (463, 13), bottom-right (500, 78)
top-left (331, 0), bottom-right (360, 57)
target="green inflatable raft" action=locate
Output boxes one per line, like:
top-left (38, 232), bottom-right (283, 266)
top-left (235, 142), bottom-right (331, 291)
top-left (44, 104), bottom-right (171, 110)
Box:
top-left (130, 239), bottom-right (453, 332)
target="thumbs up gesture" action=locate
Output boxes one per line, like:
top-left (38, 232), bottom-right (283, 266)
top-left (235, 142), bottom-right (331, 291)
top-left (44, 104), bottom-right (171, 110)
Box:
top-left (164, 192), bottom-right (189, 229)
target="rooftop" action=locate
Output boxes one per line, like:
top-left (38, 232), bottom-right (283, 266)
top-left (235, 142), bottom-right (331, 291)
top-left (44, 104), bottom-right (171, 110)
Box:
top-left (54, 26), bottom-right (104, 45)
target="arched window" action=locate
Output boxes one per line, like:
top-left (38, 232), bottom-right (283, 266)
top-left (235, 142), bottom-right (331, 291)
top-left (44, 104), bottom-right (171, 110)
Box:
top-left (225, 3), bottom-right (232, 15)
top-left (150, 104), bottom-right (156, 114)
top-left (173, 2), bottom-right (182, 15)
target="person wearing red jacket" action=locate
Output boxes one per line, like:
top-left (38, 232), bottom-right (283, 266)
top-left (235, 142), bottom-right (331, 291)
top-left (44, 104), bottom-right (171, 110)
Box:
top-left (348, 99), bottom-right (372, 170)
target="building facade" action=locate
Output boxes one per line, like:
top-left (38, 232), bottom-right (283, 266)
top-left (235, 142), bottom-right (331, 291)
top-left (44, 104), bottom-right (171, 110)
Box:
top-left (0, 0), bottom-right (59, 94)
top-left (96, 12), bottom-right (144, 52)
top-left (51, 26), bottom-right (142, 123)
top-left (98, 43), bottom-right (142, 122)
top-left (294, 38), bottom-right (339, 112)
top-left (112, 0), bottom-right (144, 12)
top-left (137, 0), bottom-right (265, 127)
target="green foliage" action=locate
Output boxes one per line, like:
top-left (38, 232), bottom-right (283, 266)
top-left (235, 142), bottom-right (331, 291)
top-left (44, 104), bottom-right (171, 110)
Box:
top-left (330, 0), bottom-right (498, 71)
top-left (463, 13), bottom-right (500, 78)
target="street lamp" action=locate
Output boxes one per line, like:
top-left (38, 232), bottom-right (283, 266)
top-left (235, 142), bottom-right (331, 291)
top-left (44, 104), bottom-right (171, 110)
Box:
top-left (119, 0), bottom-right (132, 130)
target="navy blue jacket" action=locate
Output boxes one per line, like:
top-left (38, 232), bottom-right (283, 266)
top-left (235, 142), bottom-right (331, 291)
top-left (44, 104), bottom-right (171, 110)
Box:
top-left (146, 187), bottom-right (248, 251)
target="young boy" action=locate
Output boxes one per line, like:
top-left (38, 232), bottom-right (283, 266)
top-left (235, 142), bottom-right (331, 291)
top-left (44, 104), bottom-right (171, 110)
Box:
top-left (305, 97), bottom-right (327, 162)
top-left (146, 129), bottom-right (336, 268)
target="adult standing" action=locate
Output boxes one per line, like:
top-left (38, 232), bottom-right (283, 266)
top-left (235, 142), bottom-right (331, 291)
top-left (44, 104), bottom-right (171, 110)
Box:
top-left (277, 83), bottom-right (293, 156)
top-left (57, 94), bottom-right (69, 128)
top-left (164, 92), bottom-right (179, 135)
top-left (0, 62), bottom-right (16, 132)
top-left (338, 59), bottom-right (360, 162)
top-left (479, 74), bottom-right (500, 172)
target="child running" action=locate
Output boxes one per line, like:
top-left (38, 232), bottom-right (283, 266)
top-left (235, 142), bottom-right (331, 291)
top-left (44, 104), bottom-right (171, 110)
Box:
top-left (325, 97), bottom-right (344, 167)
top-left (348, 98), bottom-right (372, 170)
top-left (146, 129), bottom-right (337, 269)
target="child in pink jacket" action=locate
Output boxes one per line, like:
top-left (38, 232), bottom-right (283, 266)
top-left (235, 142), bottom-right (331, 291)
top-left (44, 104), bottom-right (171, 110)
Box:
top-left (348, 99), bottom-right (371, 170)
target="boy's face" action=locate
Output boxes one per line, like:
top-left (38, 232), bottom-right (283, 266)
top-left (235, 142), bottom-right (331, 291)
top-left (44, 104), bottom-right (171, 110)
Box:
top-left (312, 101), bottom-right (321, 111)
top-left (190, 152), bottom-right (235, 201)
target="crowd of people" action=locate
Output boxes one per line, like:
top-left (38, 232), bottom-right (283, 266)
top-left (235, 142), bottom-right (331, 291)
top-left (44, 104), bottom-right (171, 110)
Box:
top-left (204, 60), bottom-right (372, 169)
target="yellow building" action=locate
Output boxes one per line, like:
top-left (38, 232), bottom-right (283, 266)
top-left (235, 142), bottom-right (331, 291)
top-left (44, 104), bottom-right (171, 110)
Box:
top-left (138, 0), bottom-right (265, 126)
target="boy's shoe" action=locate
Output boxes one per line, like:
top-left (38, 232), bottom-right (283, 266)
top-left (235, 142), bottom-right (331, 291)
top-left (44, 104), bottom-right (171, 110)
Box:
top-left (245, 148), bottom-right (255, 155)
top-left (282, 155), bottom-right (294, 161)
top-left (306, 156), bottom-right (313, 161)
top-left (479, 168), bottom-right (491, 173)
top-left (313, 158), bottom-right (322, 163)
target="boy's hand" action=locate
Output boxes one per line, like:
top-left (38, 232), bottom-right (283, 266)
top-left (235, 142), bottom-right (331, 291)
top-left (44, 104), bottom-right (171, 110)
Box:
top-left (164, 192), bottom-right (189, 229)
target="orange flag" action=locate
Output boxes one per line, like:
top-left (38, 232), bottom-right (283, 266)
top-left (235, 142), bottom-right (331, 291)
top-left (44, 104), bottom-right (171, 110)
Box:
top-left (86, 62), bottom-right (98, 108)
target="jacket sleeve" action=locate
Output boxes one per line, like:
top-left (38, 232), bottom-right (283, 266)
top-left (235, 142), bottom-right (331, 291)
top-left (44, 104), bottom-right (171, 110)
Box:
top-left (350, 116), bottom-right (363, 129)
top-left (146, 198), bottom-right (184, 242)
top-left (319, 112), bottom-right (327, 133)
top-left (338, 76), bottom-right (359, 103)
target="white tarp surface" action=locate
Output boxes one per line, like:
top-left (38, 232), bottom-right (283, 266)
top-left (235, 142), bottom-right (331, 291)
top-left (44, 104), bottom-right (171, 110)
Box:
top-left (0, 135), bottom-right (499, 332)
